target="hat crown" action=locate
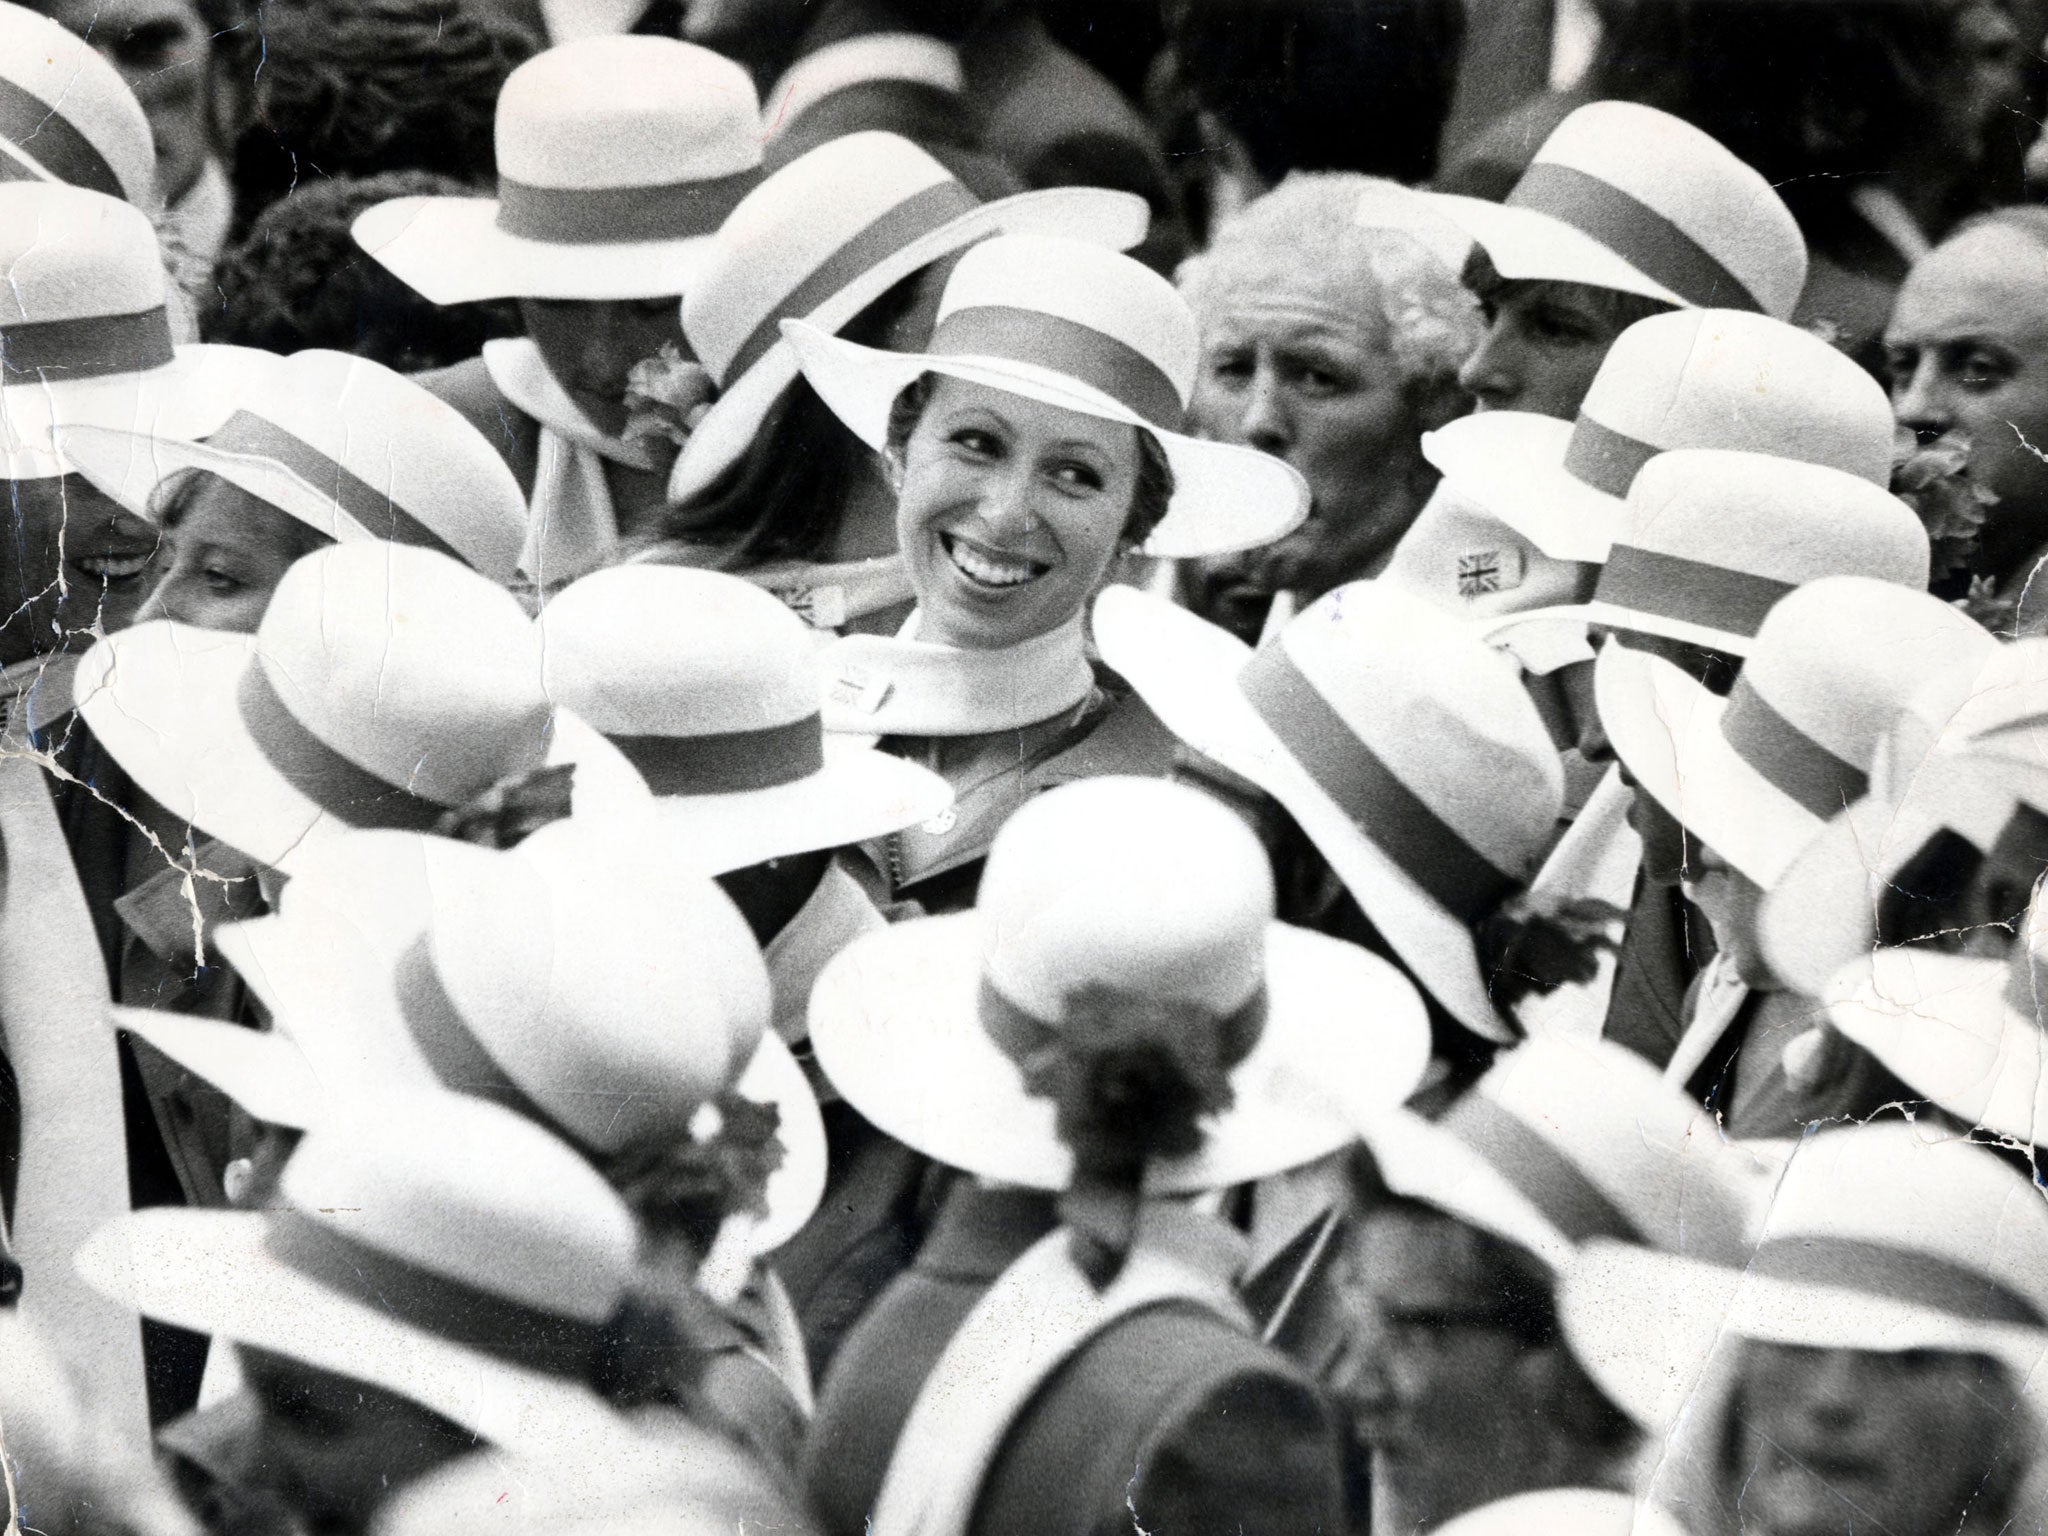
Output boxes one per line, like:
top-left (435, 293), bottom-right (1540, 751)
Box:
top-left (1744, 577), bottom-right (1998, 776)
top-left (0, 3), bottom-right (155, 205)
top-left (685, 131), bottom-right (961, 382)
top-left (221, 349), bottom-right (527, 582)
top-left (1579, 311), bottom-right (1893, 486)
top-left (1884, 637), bottom-right (2048, 794)
top-left (977, 778), bottom-right (1272, 1029)
top-left (256, 544), bottom-right (551, 809)
top-left (495, 37), bottom-right (761, 191)
top-left (539, 566), bottom-right (817, 738)
top-left (934, 233), bottom-right (1198, 408)
top-left (1622, 449), bottom-right (1929, 588)
top-left (1529, 101), bottom-right (1806, 318)
top-left (1276, 583), bottom-right (1563, 880)
top-left (279, 1090), bottom-right (639, 1322)
top-left (425, 818), bottom-right (772, 1153)
top-left (1757, 1120), bottom-right (2048, 1325)
top-left (0, 182), bottom-right (164, 327)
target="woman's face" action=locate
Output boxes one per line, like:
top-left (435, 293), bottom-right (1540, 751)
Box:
top-left (895, 374), bottom-right (1139, 650)
top-left (137, 475), bottom-right (329, 634)
top-left (0, 475), bottom-right (159, 666)
top-left (1887, 223), bottom-right (2048, 579)
top-left (1459, 279), bottom-right (1637, 421)
top-left (1729, 1339), bottom-right (2014, 1536)
top-left (235, 1347), bottom-right (473, 1535)
top-left (519, 297), bottom-right (688, 439)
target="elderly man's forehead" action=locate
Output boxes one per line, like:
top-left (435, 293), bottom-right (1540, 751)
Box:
top-left (1189, 242), bottom-right (1392, 345)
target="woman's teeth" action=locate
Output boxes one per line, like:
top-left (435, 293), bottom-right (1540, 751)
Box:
top-left (942, 534), bottom-right (1046, 589)
top-left (71, 550), bottom-right (153, 581)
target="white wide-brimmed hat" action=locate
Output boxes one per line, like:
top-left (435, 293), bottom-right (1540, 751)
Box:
top-left (56, 349), bottom-right (528, 584)
top-left (1093, 582), bottom-right (1562, 1042)
top-left (1567, 449), bottom-right (1930, 655)
top-left (1597, 577), bottom-right (1997, 891)
top-left (0, 183), bottom-right (261, 478)
top-left (80, 1094), bottom-right (669, 1457)
top-left (1358, 1035), bottom-right (1761, 1275)
top-left (1761, 720), bottom-right (2048, 997)
top-left (352, 37), bottom-right (760, 304)
top-left (672, 130), bottom-right (1148, 502)
top-left (1880, 636), bottom-right (2048, 799)
top-left (1433, 1490), bottom-right (1693, 1536)
top-left (1415, 101), bottom-right (1806, 318)
top-left (1561, 1120), bottom-right (2048, 1436)
top-left (73, 544), bottom-right (631, 874)
top-left (782, 233), bottom-right (1309, 560)
top-left (536, 566), bottom-right (951, 871)
top-left (1423, 309), bottom-right (1895, 563)
top-left (0, 3), bottom-right (155, 205)
top-left (811, 777), bottom-right (1431, 1191)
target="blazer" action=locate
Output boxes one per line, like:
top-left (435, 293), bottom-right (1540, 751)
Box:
top-left (805, 1182), bottom-right (1058, 1536)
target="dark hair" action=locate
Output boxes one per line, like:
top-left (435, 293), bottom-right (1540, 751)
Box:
top-left (224, 0), bottom-right (538, 231)
top-left (206, 171), bottom-right (523, 372)
top-left (883, 373), bottom-right (1177, 551)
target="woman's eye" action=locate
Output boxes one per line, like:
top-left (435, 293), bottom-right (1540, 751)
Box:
top-left (1529, 309), bottom-right (1597, 346)
top-left (1049, 461), bottom-right (1106, 492)
top-left (202, 567), bottom-right (243, 595)
top-left (1206, 354), bottom-right (1254, 386)
top-left (948, 428), bottom-right (1001, 458)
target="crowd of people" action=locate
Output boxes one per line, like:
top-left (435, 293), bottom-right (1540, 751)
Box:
top-left (2, 1), bottom-right (2048, 1533)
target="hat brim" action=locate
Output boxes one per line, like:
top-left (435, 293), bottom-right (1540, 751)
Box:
top-left (1427, 193), bottom-right (1690, 311)
top-left (671, 185), bottom-right (1150, 503)
top-left (1574, 595), bottom-right (1761, 658)
top-left (782, 320), bottom-right (1309, 560)
top-left (1, 343), bottom-right (264, 480)
top-left (352, 195), bottom-right (716, 305)
top-left (809, 911), bottom-right (1429, 1191)
top-left (112, 1005), bottom-right (326, 1131)
top-left (641, 737), bottom-right (952, 873)
top-left (77, 1209), bottom-right (632, 1453)
top-left (1355, 1107), bottom-right (1578, 1271)
top-left (1422, 413), bottom-right (1625, 564)
top-left (729, 1032), bottom-right (827, 1254)
top-left (1823, 947), bottom-right (2040, 1143)
top-left (1759, 756), bottom-right (2028, 998)
top-left (1562, 1236), bottom-right (2048, 1436)
top-left (1594, 642), bottom-right (1821, 890)
top-left (1093, 584), bottom-right (1516, 1042)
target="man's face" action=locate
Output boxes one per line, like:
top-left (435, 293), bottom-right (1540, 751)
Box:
top-left (518, 297), bottom-right (688, 441)
top-left (1459, 278), bottom-right (1642, 421)
top-left (1324, 1207), bottom-right (1559, 1527)
top-left (45, 0), bottom-right (211, 202)
top-left (1730, 1340), bottom-right (2014, 1536)
top-left (0, 475), bottom-right (159, 668)
top-left (1887, 223), bottom-right (2048, 580)
top-left (1188, 264), bottom-right (1420, 627)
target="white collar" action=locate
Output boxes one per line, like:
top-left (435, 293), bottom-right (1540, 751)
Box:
top-left (482, 337), bottom-right (656, 468)
top-left (762, 32), bottom-right (964, 142)
top-left (819, 609), bottom-right (1095, 737)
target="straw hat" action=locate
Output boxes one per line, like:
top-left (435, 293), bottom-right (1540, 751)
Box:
top-left (56, 349), bottom-right (528, 584)
top-left (0, 182), bottom-right (260, 479)
top-left (352, 37), bottom-right (761, 304)
top-left (1422, 102), bottom-right (1805, 318)
top-left (1433, 1490), bottom-right (1693, 1536)
top-left (672, 130), bottom-right (1148, 502)
top-left (1357, 1035), bottom-right (1760, 1275)
top-left (0, 2), bottom-right (155, 205)
top-left (1597, 577), bottom-right (1997, 891)
top-left (118, 820), bottom-right (828, 1256)
top-left (1569, 449), bottom-right (1930, 655)
top-left (782, 233), bottom-right (1309, 560)
top-left (536, 565), bottom-right (951, 872)
top-left (810, 777), bottom-right (1431, 1191)
top-left (1880, 636), bottom-right (2048, 799)
top-left (77, 1090), bottom-right (653, 1454)
top-left (1423, 309), bottom-right (1895, 563)
top-left (1819, 909), bottom-right (2048, 1146)
top-left (1093, 582), bottom-right (1563, 1042)
top-left (73, 544), bottom-right (630, 875)
top-left (1561, 1120), bottom-right (2048, 1436)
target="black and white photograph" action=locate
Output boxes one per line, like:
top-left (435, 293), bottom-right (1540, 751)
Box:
top-left (1, 1), bottom-right (2047, 1533)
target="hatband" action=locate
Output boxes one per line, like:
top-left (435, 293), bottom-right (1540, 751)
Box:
top-left (1, 305), bottom-right (172, 378)
top-left (1508, 163), bottom-right (1761, 314)
top-left (608, 713), bottom-right (824, 796)
top-left (1593, 544), bottom-right (1794, 640)
top-left (1747, 1232), bottom-right (2042, 1327)
top-left (1437, 1091), bottom-right (1644, 1246)
top-left (0, 74), bottom-right (123, 199)
top-left (206, 411), bottom-right (461, 562)
top-left (1560, 413), bottom-right (1658, 499)
top-left (931, 304), bottom-right (1182, 430)
top-left (494, 165), bottom-right (757, 247)
top-left (237, 665), bottom-right (449, 833)
top-left (1720, 675), bottom-right (1868, 820)
top-left (978, 973), bottom-right (1266, 1073)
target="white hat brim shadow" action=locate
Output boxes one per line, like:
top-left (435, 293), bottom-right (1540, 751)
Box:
top-left (1427, 194), bottom-right (1689, 310)
top-left (1594, 642), bottom-right (1821, 890)
top-left (77, 1209), bottom-right (634, 1453)
top-left (1423, 413), bottom-right (1625, 564)
top-left (782, 320), bottom-right (1308, 561)
top-left (1094, 585), bottom-right (1515, 1042)
top-left (353, 195), bottom-right (716, 305)
top-left (671, 184), bottom-right (1150, 503)
top-left (809, 911), bottom-right (1429, 1192)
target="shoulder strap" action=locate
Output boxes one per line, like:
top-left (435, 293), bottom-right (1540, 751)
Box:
top-left (871, 1224), bottom-right (1245, 1536)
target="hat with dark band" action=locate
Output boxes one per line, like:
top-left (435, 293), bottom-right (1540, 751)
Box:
top-left (352, 37), bottom-right (761, 304)
top-left (0, 2), bottom-right (155, 206)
